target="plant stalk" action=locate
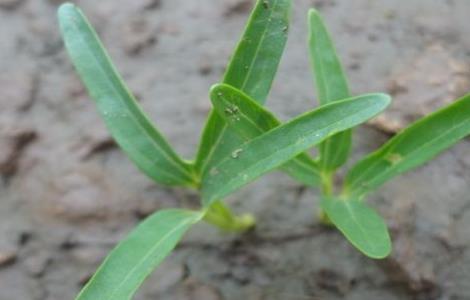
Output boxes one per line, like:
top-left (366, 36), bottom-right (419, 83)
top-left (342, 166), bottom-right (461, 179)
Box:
top-left (319, 170), bottom-right (334, 224)
top-left (203, 201), bottom-right (255, 232)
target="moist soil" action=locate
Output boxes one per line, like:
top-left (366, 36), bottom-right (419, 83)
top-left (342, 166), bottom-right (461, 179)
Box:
top-left (1, 0), bottom-right (470, 299)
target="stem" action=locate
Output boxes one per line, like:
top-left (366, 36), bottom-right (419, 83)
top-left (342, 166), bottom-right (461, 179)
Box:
top-left (321, 170), bottom-right (334, 196)
top-left (319, 170), bottom-right (334, 224)
top-left (203, 201), bottom-right (255, 232)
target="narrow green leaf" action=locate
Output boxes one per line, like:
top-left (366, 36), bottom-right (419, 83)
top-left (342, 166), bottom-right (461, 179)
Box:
top-left (345, 93), bottom-right (470, 197)
top-left (195, 0), bottom-right (291, 175)
top-left (202, 93), bottom-right (391, 206)
top-left (210, 83), bottom-right (321, 187)
top-left (308, 8), bottom-right (352, 171)
top-left (58, 3), bottom-right (196, 187)
top-left (76, 209), bottom-right (203, 300)
top-left (321, 197), bottom-right (391, 259)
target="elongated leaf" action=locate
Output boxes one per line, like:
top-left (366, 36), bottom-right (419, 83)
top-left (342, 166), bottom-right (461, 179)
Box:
top-left (202, 93), bottom-right (391, 206)
top-left (321, 197), bottom-right (391, 259)
top-left (210, 84), bottom-right (321, 186)
top-left (345, 93), bottom-right (470, 197)
top-left (308, 8), bottom-right (351, 171)
top-left (58, 3), bottom-right (196, 187)
top-left (195, 0), bottom-right (291, 175)
top-left (76, 209), bottom-right (203, 300)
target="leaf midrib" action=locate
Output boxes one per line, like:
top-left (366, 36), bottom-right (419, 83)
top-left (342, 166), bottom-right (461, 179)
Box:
top-left (343, 201), bottom-right (378, 254)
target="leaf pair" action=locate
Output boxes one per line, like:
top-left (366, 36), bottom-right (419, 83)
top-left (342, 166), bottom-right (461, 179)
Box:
top-left (307, 8), bottom-right (470, 259)
top-left (60, 0), bottom-right (312, 189)
top-left (307, 8), bottom-right (393, 258)
top-left (202, 84), bottom-right (391, 206)
top-left (330, 93), bottom-right (470, 258)
top-left (201, 83), bottom-right (393, 259)
top-left (195, 0), bottom-right (318, 184)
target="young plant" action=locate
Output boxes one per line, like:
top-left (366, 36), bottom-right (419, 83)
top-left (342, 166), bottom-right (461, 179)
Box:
top-left (200, 7), bottom-right (470, 260)
top-left (59, 0), bottom-right (470, 296)
top-left (58, 1), bottom-right (389, 299)
top-left (304, 9), bottom-right (470, 259)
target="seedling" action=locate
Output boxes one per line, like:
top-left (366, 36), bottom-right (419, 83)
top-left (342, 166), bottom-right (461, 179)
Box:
top-left (58, 1), bottom-right (470, 299)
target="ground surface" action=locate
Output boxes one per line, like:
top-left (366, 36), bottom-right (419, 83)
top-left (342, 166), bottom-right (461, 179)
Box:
top-left (1, 0), bottom-right (470, 299)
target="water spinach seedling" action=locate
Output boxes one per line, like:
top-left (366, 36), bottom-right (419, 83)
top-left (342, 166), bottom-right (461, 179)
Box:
top-left (58, 1), bottom-right (388, 298)
top-left (300, 9), bottom-right (470, 259)
top-left (214, 8), bottom-right (470, 259)
top-left (58, 1), bottom-right (470, 299)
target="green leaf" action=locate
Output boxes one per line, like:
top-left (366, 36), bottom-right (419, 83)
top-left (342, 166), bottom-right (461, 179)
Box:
top-left (202, 93), bottom-right (391, 206)
top-left (345, 93), bottom-right (470, 197)
top-left (308, 8), bottom-right (351, 171)
top-left (321, 197), bottom-right (391, 259)
top-left (210, 84), bottom-right (321, 186)
top-left (76, 209), bottom-right (203, 300)
top-left (58, 3), bottom-right (196, 187)
top-left (195, 0), bottom-right (291, 175)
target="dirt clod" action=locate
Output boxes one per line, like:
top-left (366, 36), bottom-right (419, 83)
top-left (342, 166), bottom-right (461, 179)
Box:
top-left (370, 44), bottom-right (470, 133)
top-left (0, 127), bottom-right (37, 176)
top-left (0, 0), bottom-right (24, 10)
top-left (0, 251), bottom-right (17, 267)
top-left (224, 0), bottom-right (252, 17)
top-left (121, 18), bottom-right (157, 56)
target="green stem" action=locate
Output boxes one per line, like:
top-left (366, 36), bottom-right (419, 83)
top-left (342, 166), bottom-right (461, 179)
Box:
top-left (203, 201), bottom-right (255, 232)
top-left (321, 170), bottom-right (334, 196)
top-left (319, 170), bottom-right (334, 224)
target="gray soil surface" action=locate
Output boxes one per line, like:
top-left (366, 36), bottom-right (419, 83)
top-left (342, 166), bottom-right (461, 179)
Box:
top-left (1, 0), bottom-right (470, 299)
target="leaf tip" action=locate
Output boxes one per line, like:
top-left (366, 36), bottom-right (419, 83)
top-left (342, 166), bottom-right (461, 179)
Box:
top-left (364, 238), bottom-right (392, 259)
top-left (57, 2), bottom-right (77, 17)
top-left (308, 7), bottom-right (319, 17)
top-left (378, 93), bottom-right (392, 106)
top-left (209, 83), bottom-right (224, 98)
top-left (321, 197), bottom-right (392, 260)
top-left (362, 93), bottom-right (392, 112)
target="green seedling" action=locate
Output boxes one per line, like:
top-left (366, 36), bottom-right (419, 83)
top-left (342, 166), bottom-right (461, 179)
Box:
top-left (58, 1), bottom-right (388, 298)
top-left (57, 0), bottom-right (470, 298)
top-left (302, 9), bottom-right (470, 259)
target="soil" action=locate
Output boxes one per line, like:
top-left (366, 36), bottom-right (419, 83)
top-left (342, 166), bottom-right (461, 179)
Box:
top-left (1, 0), bottom-right (470, 299)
